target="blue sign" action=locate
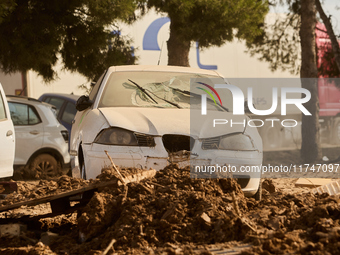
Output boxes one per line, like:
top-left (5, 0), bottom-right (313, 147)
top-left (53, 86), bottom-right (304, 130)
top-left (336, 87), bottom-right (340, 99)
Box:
top-left (143, 17), bottom-right (217, 70)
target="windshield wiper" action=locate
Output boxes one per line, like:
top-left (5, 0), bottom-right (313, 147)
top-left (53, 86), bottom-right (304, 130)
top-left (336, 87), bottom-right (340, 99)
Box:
top-left (169, 86), bottom-right (229, 112)
top-left (169, 87), bottom-right (191, 95)
top-left (145, 88), bottom-right (182, 109)
top-left (128, 79), bottom-right (158, 104)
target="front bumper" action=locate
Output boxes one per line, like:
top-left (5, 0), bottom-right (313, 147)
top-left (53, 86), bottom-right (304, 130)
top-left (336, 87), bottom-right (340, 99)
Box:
top-left (72, 142), bottom-right (262, 197)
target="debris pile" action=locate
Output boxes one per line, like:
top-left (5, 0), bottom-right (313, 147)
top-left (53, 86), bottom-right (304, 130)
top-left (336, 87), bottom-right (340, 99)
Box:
top-left (1, 164), bottom-right (340, 254)
top-left (244, 193), bottom-right (340, 254)
top-left (0, 167), bottom-right (149, 207)
top-left (76, 164), bottom-right (249, 251)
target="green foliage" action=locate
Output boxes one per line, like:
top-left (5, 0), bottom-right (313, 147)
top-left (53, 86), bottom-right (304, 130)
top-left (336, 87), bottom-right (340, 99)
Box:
top-left (247, 11), bottom-right (301, 74)
top-left (146, 0), bottom-right (269, 48)
top-left (61, 26), bottom-right (136, 81)
top-left (0, 0), bottom-right (15, 23)
top-left (0, 0), bottom-right (137, 81)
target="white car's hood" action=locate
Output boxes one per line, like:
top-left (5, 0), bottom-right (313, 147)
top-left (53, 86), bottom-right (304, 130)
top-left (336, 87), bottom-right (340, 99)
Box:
top-left (99, 107), bottom-right (248, 138)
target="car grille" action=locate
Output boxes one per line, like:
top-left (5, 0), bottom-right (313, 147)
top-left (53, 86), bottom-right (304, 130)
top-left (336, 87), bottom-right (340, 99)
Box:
top-left (135, 133), bottom-right (156, 147)
top-left (162, 134), bottom-right (195, 152)
top-left (201, 137), bottom-right (220, 150)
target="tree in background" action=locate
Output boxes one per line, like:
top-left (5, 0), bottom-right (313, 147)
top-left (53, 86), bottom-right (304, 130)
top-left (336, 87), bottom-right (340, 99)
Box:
top-left (247, 0), bottom-right (340, 162)
top-left (249, 0), bottom-right (340, 78)
top-left (299, 0), bottom-right (321, 162)
top-left (145, 0), bottom-right (269, 66)
top-left (0, 0), bottom-right (137, 82)
top-left (248, 1), bottom-right (301, 75)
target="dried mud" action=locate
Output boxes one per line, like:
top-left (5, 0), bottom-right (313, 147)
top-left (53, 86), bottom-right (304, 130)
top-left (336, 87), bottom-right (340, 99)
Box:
top-left (0, 175), bottom-right (90, 206)
top-left (1, 162), bottom-right (340, 254)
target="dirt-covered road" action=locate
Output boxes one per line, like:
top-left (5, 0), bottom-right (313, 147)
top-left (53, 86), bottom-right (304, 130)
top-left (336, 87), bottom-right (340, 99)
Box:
top-left (0, 147), bottom-right (340, 254)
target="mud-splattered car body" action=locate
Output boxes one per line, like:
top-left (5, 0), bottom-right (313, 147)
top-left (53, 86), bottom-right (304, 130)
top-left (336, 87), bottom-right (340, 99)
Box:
top-left (70, 65), bottom-right (262, 197)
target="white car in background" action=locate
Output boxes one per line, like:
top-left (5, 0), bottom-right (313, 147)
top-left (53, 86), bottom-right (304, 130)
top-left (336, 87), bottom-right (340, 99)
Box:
top-left (0, 84), bottom-right (15, 178)
top-left (7, 96), bottom-right (70, 178)
top-left (70, 65), bottom-right (263, 199)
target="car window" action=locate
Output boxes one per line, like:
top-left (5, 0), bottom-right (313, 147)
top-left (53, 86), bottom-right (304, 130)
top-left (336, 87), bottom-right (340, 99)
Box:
top-left (40, 96), bottom-right (49, 103)
top-left (60, 101), bottom-right (77, 125)
top-left (89, 70), bottom-right (106, 102)
top-left (47, 97), bottom-right (65, 115)
top-left (0, 91), bottom-right (7, 120)
top-left (28, 106), bottom-right (40, 125)
top-left (9, 102), bottom-right (41, 125)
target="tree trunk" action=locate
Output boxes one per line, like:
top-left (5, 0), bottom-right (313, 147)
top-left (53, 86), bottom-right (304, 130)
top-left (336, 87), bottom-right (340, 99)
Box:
top-left (167, 21), bottom-right (190, 66)
top-left (20, 71), bottom-right (28, 96)
top-left (315, 0), bottom-right (340, 73)
top-left (300, 0), bottom-right (322, 163)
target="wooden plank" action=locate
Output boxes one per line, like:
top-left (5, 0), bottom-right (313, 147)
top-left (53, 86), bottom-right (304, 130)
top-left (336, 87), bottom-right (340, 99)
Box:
top-left (295, 178), bottom-right (335, 188)
top-left (122, 169), bottom-right (156, 183)
top-left (0, 183), bottom-right (103, 212)
top-left (0, 204), bottom-right (83, 224)
top-left (312, 180), bottom-right (340, 196)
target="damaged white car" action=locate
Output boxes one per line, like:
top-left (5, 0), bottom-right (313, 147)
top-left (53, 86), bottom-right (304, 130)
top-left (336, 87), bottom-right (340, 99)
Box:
top-left (70, 65), bottom-right (263, 199)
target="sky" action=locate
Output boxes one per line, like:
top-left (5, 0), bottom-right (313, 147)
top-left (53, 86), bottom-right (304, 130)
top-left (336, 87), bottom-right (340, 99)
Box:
top-left (321, 0), bottom-right (340, 33)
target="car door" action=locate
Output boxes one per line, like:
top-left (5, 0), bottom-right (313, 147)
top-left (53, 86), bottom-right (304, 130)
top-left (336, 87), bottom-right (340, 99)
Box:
top-left (0, 87), bottom-right (15, 178)
top-left (8, 102), bottom-right (44, 165)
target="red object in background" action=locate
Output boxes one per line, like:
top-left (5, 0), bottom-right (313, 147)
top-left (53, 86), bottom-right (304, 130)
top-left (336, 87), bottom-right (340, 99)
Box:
top-left (316, 23), bottom-right (331, 76)
top-left (318, 79), bottom-right (340, 116)
top-left (316, 23), bottom-right (340, 117)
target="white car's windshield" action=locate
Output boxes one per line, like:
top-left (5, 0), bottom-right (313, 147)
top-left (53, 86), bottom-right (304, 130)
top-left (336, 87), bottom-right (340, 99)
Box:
top-left (98, 71), bottom-right (232, 112)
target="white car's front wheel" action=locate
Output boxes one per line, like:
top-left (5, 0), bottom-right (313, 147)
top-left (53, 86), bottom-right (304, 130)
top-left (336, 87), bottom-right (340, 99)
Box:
top-left (78, 147), bottom-right (87, 180)
top-left (253, 181), bottom-right (262, 201)
top-left (29, 154), bottom-right (58, 179)
top-left (80, 160), bottom-right (86, 180)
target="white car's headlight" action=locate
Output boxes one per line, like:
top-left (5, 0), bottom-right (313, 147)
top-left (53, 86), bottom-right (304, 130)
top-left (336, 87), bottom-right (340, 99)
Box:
top-left (94, 127), bottom-right (138, 146)
top-left (202, 133), bottom-right (255, 151)
top-left (94, 127), bottom-right (156, 147)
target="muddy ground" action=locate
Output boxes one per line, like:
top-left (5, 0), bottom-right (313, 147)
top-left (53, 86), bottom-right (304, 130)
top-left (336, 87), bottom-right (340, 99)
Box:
top-left (1, 147), bottom-right (340, 254)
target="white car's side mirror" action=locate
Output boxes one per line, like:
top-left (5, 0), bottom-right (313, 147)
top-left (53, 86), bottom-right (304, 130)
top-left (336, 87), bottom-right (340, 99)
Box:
top-left (76, 95), bottom-right (92, 111)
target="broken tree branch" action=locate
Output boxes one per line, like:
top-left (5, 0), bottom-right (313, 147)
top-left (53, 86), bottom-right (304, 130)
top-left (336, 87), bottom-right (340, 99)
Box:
top-left (146, 181), bottom-right (164, 188)
top-left (104, 150), bottom-right (126, 185)
top-left (102, 239), bottom-right (116, 255)
top-left (232, 191), bottom-right (241, 217)
top-left (104, 150), bottom-right (129, 202)
top-left (232, 191), bottom-right (257, 232)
